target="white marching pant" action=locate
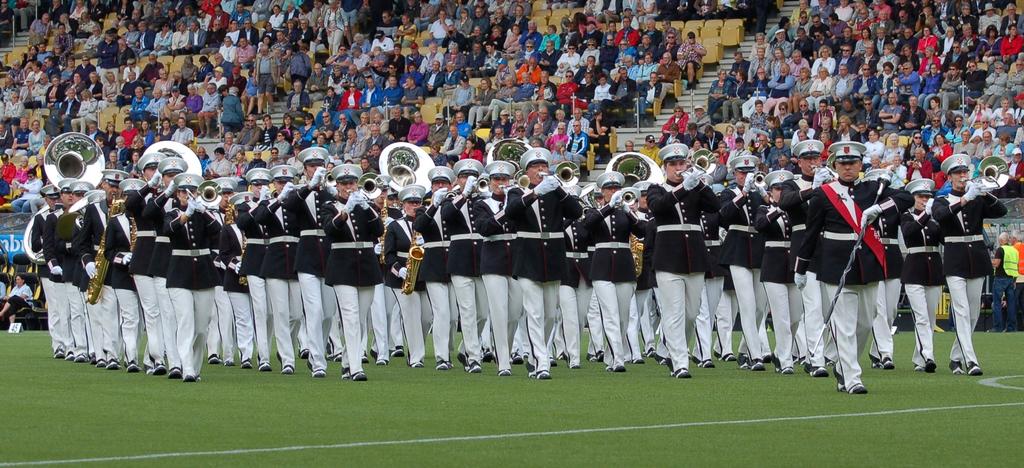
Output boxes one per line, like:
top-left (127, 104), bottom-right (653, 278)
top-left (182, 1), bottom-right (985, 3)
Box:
top-left (947, 276), bottom-right (984, 366)
top-left (558, 281), bottom-right (591, 367)
top-left (113, 288), bottom-right (140, 365)
top-left (425, 281), bottom-right (457, 362)
top-left (395, 288), bottom-right (431, 365)
top-left (731, 266), bottom-right (768, 360)
top-left (870, 278), bottom-right (900, 361)
top-left (246, 275), bottom-right (272, 365)
top-left (585, 286), bottom-right (604, 355)
top-left (207, 285), bottom-right (237, 362)
top-left (370, 283), bottom-right (391, 357)
top-left (655, 271), bottom-right (704, 373)
top-left (41, 278), bottom-right (69, 353)
top-left (802, 271), bottom-right (831, 368)
top-left (297, 273), bottom-right (331, 373)
top-left (333, 285), bottom-right (375, 375)
top-left (133, 275), bottom-right (164, 367)
top-left (167, 287), bottom-right (214, 377)
top-left (593, 280), bottom-right (635, 368)
top-left (266, 278), bottom-right (302, 368)
top-left (452, 275), bottom-right (488, 364)
top-left (822, 282), bottom-right (877, 390)
top-left (93, 285), bottom-right (119, 361)
top-left (483, 274), bottom-right (523, 372)
top-left (153, 277), bottom-right (181, 369)
top-left (227, 291), bottom-right (254, 362)
top-left (518, 278), bottom-right (559, 373)
top-left (697, 277), bottom-right (723, 362)
top-left (65, 281), bottom-right (88, 357)
top-left (633, 288), bottom-right (656, 355)
top-left (713, 290), bottom-right (736, 357)
top-left (763, 282), bottom-right (802, 369)
top-left (386, 284), bottom-right (403, 351)
top-left (904, 284), bottom-right (939, 367)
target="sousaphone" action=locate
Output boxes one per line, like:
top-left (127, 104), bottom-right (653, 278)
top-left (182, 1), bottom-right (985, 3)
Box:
top-left (142, 141), bottom-right (204, 176)
top-left (378, 142), bottom-right (435, 191)
top-left (44, 133), bottom-right (105, 187)
top-left (607, 152), bottom-right (665, 186)
top-left (23, 206), bottom-right (51, 264)
top-left (486, 138), bottom-right (530, 170)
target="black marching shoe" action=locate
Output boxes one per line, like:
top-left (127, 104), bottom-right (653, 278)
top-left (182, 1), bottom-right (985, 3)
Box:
top-left (671, 368), bottom-right (692, 379)
top-left (168, 367), bottom-right (183, 379)
top-left (511, 352), bottom-right (525, 365)
top-left (95, 359), bottom-right (107, 368)
top-left (435, 361), bottom-right (453, 371)
top-left (698, 360), bottom-right (715, 368)
top-left (362, 353), bottom-right (369, 364)
top-left (281, 365), bottom-right (295, 375)
top-left (312, 369), bottom-right (326, 378)
top-left (153, 364), bottom-right (167, 376)
top-left (750, 359), bottom-right (766, 371)
top-left (106, 360), bottom-right (120, 371)
top-left (645, 347), bottom-right (657, 358)
top-left (65, 352), bottom-right (77, 362)
top-left (780, 367), bottom-right (794, 375)
top-left (456, 352), bottom-right (468, 368)
top-left (390, 346), bottom-right (405, 358)
top-left (737, 354), bottom-right (750, 370)
top-left (241, 359), bottom-right (253, 369)
top-left (881, 356), bottom-right (895, 370)
top-left (722, 353), bottom-right (737, 362)
top-left (497, 369), bottom-right (512, 377)
top-left (967, 362), bottom-right (983, 376)
top-left (376, 358), bottom-right (389, 366)
top-left (410, 361), bottom-right (424, 368)
top-left (531, 370), bottom-right (551, 380)
top-left (223, 360), bottom-right (235, 367)
top-left (258, 362), bottom-right (272, 372)
top-left (299, 349), bottom-right (310, 359)
top-left (74, 354), bottom-right (88, 363)
top-left (630, 357), bottom-right (646, 364)
top-left (208, 354), bottom-right (222, 365)
top-left (847, 384), bottom-right (868, 394)
top-left (482, 349), bottom-right (495, 363)
top-left (54, 349), bottom-right (65, 359)
top-left (351, 371), bottom-right (367, 381)
top-left (341, 367), bottom-right (352, 379)
top-left (811, 367), bottom-right (829, 378)
top-left (126, 361), bottom-right (140, 373)
top-left (924, 359), bottom-right (936, 373)
top-left (950, 360), bottom-right (965, 375)
top-left (466, 361), bottom-right (482, 374)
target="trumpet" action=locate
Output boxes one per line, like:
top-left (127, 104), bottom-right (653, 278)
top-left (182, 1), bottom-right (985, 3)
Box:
top-left (512, 170), bottom-right (532, 190)
top-left (973, 156), bottom-right (1010, 190)
top-left (358, 173), bottom-right (383, 199)
top-left (190, 180), bottom-right (221, 210)
top-left (751, 171), bottom-right (767, 190)
top-left (476, 175), bottom-right (490, 192)
top-left (621, 187), bottom-right (640, 207)
top-left (553, 161), bottom-right (580, 187)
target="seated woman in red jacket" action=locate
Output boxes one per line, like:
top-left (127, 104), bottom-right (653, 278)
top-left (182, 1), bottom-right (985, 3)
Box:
top-left (460, 137), bottom-right (484, 162)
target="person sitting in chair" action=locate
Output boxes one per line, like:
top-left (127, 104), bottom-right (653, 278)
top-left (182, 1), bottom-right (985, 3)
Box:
top-left (0, 274), bottom-right (33, 327)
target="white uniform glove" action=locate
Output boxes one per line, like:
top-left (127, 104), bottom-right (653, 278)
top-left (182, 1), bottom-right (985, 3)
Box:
top-left (213, 259), bottom-right (225, 269)
top-left (308, 167), bottom-right (327, 188)
top-left (277, 182), bottom-right (294, 201)
top-left (348, 191), bottom-right (369, 211)
top-left (193, 198), bottom-right (207, 213)
top-left (924, 198), bottom-right (934, 215)
top-left (121, 253), bottom-right (133, 265)
top-left (462, 176), bottom-right (477, 196)
top-left (743, 173), bottom-right (757, 193)
top-left (374, 243), bottom-right (383, 255)
top-left (962, 180), bottom-right (981, 201)
top-left (398, 267), bottom-right (408, 279)
top-left (325, 184), bottom-right (339, 197)
top-left (794, 273), bottom-right (807, 290)
top-left (432, 188), bottom-right (449, 206)
top-left (860, 204), bottom-right (883, 227)
top-left (682, 170), bottom-right (702, 190)
top-left (534, 175), bottom-right (560, 195)
top-left (147, 173), bottom-right (162, 188)
top-left (85, 262), bottom-right (97, 279)
top-left (414, 235), bottom-right (425, 246)
top-left (231, 261), bottom-right (242, 274)
top-left (259, 185), bottom-right (272, 201)
top-left (50, 265), bottom-right (63, 277)
top-left (812, 168), bottom-right (833, 189)
top-left (162, 180), bottom-right (177, 197)
top-left (185, 198), bottom-right (197, 217)
top-left (609, 190), bottom-right (624, 208)
top-left (477, 188), bottom-right (492, 199)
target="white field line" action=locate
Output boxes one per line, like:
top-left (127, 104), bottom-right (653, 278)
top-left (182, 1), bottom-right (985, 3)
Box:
top-left (3, 400), bottom-right (1024, 466)
top-left (977, 375), bottom-right (1024, 391)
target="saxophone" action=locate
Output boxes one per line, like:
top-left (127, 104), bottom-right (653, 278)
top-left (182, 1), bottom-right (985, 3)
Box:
top-left (630, 234), bottom-right (644, 278)
top-left (379, 219), bottom-right (388, 265)
top-left (86, 199), bottom-right (121, 305)
top-left (401, 231), bottom-right (424, 295)
top-left (224, 204), bottom-right (249, 286)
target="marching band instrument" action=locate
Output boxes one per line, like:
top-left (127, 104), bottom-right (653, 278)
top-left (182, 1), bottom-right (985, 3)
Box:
top-left (56, 190), bottom-right (105, 241)
top-left (692, 149), bottom-right (718, 176)
top-left (579, 183), bottom-right (599, 209)
top-left (607, 152), bottom-right (666, 186)
top-left (751, 171), bottom-right (767, 190)
top-left (194, 180), bottom-right (222, 209)
top-left (401, 232), bottom-right (425, 295)
top-left (513, 170), bottom-right (531, 190)
top-left (379, 220), bottom-right (388, 265)
top-left (44, 133), bottom-right (105, 187)
top-left (621, 187), bottom-right (640, 208)
top-left (142, 141), bottom-right (204, 176)
top-left (486, 138), bottom-right (529, 170)
top-left (553, 161), bottom-right (580, 187)
top-left (974, 156), bottom-right (1010, 190)
top-left (358, 172), bottom-right (383, 199)
top-left (23, 206), bottom-right (51, 264)
top-left (630, 233), bottom-right (644, 277)
top-left (476, 174), bottom-right (490, 192)
top-left (379, 143), bottom-right (435, 191)
top-left (86, 197), bottom-right (121, 305)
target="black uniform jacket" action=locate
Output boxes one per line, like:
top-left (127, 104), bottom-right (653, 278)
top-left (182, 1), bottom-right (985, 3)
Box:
top-left (582, 204), bottom-right (647, 283)
top-left (777, 175), bottom-right (820, 273)
top-left (646, 180), bottom-right (721, 274)
top-left (252, 198), bottom-right (300, 280)
top-left (441, 193), bottom-right (485, 277)
top-left (412, 203), bottom-right (451, 283)
top-left (561, 216), bottom-right (591, 288)
top-left (932, 190), bottom-right (1007, 279)
top-left (876, 203), bottom-right (904, 280)
top-left (42, 205), bottom-right (62, 282)
top-left (473, 196), bottom-right (518, 277)
top-left (383, 215), bottom-right (425, 292)
top-left (217, 221), bottom-right (250, 293)
top-left (718, 185), bottom-right (765, 269)
top-left (162, 199), bottom-right (222, 290)
top-left (73, 202), bottom-right (110, 291)
top-left (282, 186), bottom-right (331, 276)
top-left (125, 187), bottom-right (159, 276)
top-left (899, 209), bottom-right (945, 286)
top-left (30, 208), bottom-right (49, 279)
top-left (103, 213), bottom-right (137, 291)
top-left (234, 202), bottom-right (268, 278)
top-left (637, 210), bottom-right (657, 290)
top-left (754, 204), bottom-right (795, 284)
top-left (701, 210), bottom-right (728, 279)
top-left (322, 201), bottom-right (384, 287)
top-left (142, 193), bottom-right (174, 278)
top-left (505, 184), bottom-right (584, 282)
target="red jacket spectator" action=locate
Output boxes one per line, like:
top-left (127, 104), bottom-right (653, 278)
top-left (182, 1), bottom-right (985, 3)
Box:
top-left (906, 158), bottom-right (933, 180)
top-left (661, 110), bottom-right (689, 135)
top-left (1, 161), bottom-right (15, 184)
top-left (460, 148), bottom-right (483, 163)
top-left (200, 0), bottom-right (220, 16)
top-left (1001, 31), bottom-right (1024, 58)
top-left (121, 126), bottom-right (138, 147)
top-left (916, 34), bottom-right (938, 56)
top-left (614, 27), bottom-right (640, 47)
top-left (337, 89), bottom-right (361, 110)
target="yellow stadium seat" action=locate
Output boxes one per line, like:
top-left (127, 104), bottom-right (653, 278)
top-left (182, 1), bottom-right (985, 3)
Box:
top-left (475, 128), bottom-right (491, 140)
top-left (702, 38), bottom-right (722, 64)
top-left (721, 19), bottom-right (744, 47)
top-left (714, 122), bottom-right (731, 134)
top-left (670, 21), bottom-right (686, 32)
top-left (703, 19), bottom-right (723, 31)
top-left (898, 135), bottom-right (910, 147)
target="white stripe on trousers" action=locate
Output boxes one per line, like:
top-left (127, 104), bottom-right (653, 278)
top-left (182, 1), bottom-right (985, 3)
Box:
top-left (64, 281), bottom-right (88, 357)
top-left (333, 285), bottom-right (374, 375)
top-left (483, 274), bottom-right (523, 372)
top-left (113, 287), bottom-right (140, 365)
top-left (395, 288), bottom-right (430, 365)
top-left (946, 275), bottom-right (984, 365)
top-left (296, 273), bottom-right (330, 373)
top-left (93, 285), bottom-right (119, 361)
top-left (593, 280), bottom-right (635, 368)
top-left (227, 291), bottom-right (255, 362)
top-left (167, 287), bottom-right (214, 377)
top-left (763, 282), bottom-right (802, 369)
top-left (631, 289), bottom-right (656, 356)
top-left (133, 275), bottom-right (164, 367)
top-left (40, 278), bottom-right (69, 353)
top-left (557, 281), bottom-right (591, 367)
top-left (518, 278), bottom-right (559, 373)
top-left (452, 275), bottom-right (488, 364)
top-left (654, 271), bottom-right (704, 372)
top-left (870, 278), bottom-right (900, 360)
top-left (207, 285), bottom-right (237, 362)
top-left (697, 277), bottom-right (723, 362)
top-left (904, 284), bottom-right (939, 367)
top-left (265, 278), bottom-right (303, 368)
top-left (425, 282), bottom-right (457, 362)
top-left (153, 277), bottom-right (181, 369)
top-left (245, 275), bottom-right (272, 365)
top-left (822, 282), bottom-right (877, 390)
top-left (730, 266), bottom-right (768, 360)
top-left (713, 290), bottom-right (736, 357)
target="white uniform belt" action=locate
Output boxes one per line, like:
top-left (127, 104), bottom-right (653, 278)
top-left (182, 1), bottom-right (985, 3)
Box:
top-left (422, 240), bottom-right (450, 249)
top-left (64, 242), bottom-right (72, 248)
top-left (765, 241), bottom-right (791, 248)
top-left (594, 242), bottom-right (630, 249)
top-left (245, 238), bottom-right (267, 245)
top-left (705, 240), bottom-right (721, 247)
top-left (880, 237), bottom-right (899, 245)
top-left (791, 224), bottom-right (806, 231)
top-left (300, 229), bottom-right (325, 237)
top-left (155, 236), bottom-right (170, 243)
top-left (269, 235), bottom-right (299, 244)
top-left (728, 225), bottom-right (757, 233)
top-left (135, 230), bottom-right (156, 237)
top-left (823, 231), bottom-right (858, 241)
top-left (518, 231), bottom-right (564, 239)
top-left (484, 234), bottom-right (516, 242)
top-left (171, 249), bottom-right (211, 257)
top-left (397, 252), bottom-right (409, 258)
top-left (657, 223), bottom-right (702, 233)
top-left (331, 241), bottom-right (373, 249)
top-left (906, 246), bottom-right (939, 254)
top-left (566, 252), bottom-right (589, 259)
top-left (450, 233), bottom-right (483, 241)
top-left (945, 235), bottom-right (984, 243)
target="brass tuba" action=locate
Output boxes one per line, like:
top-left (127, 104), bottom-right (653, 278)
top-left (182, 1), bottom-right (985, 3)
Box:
top-left (379, 143), bottom-right (435, 191)
top-left (607, 152), bottom-right (666, 186)
top-left (401, 232), bottom-right (425, 295)
top-left (44, 133), bottom-right (105, 187)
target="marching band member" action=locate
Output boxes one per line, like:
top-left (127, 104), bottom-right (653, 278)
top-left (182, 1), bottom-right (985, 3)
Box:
top-left (163, 172), bottom-right (222, 382)
top-left (584, 190), bottom-right (607, 364)
top-left (442, 159), bottom-right (489, 374)
top-left (415, 167), bottom-right (458, 371)
top-left (795, 142), bottom-right (912, 394)
top-left (221, 191), bottom-right (255, 369)
top-left (718, 154), bottom-right (769, 371)
top-left (252, 165), bottom-right (304, 375)
top-left (126, 153), bottom-right (168, 375)
top-left (754, 170), bottom-right (802, 374)
top-left (104, 177), bottom-right (144, 373)
top-left (870, 171), bottom-right (906, 371)
top-left (384, 185), bottom-right (430, 368)
top-left (34, 185), bottom-right (68, 358)
top-left (900, 178), bottom-right (943, 373)
top-left (371, 186), bottom-right (405, 364)
top-left (58, 179), bottom-right (90, 363)
top-left (644, 143), bottom-right (720, 378)
top-left (474, 161), bottom-right (523, 376)
top-left (281, 148), bottom-right (336, 378)
top-left (506, 148), bottom-right (584, 380)
top-left (632, 182), bottom-right (657, 360)
top-left (144, 157), bottom-right (188, 379)
top-left (323, 164), bottom-right (383, 381)
top-left (237, 168), bottom-right (274, 371)
top-left (700, 175), bottom-right (727, 367)
top-left (584, 172), bottom-right (648, 372)
top-left (557, 186), bottom-right (592, 370)
top-left (932, 154), bottom-right (1007, 376)
top-left (206, 178), bottom-right (239, 366)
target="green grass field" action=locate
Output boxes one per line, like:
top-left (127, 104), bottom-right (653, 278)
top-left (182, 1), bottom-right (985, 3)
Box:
top-left (2, 330), bottom-right (1023, 467)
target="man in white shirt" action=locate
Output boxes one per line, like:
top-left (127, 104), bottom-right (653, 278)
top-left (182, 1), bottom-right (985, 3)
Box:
top-left (371, 31), bottom-right (394, 54)
top-left (429, 9), bottom-right (453, 41)
top-left (171, 116), bottom-right (195, 144)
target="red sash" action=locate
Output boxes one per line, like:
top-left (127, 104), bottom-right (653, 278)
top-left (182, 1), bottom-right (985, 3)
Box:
top-left (820, 183), bottom-right (887, 277)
